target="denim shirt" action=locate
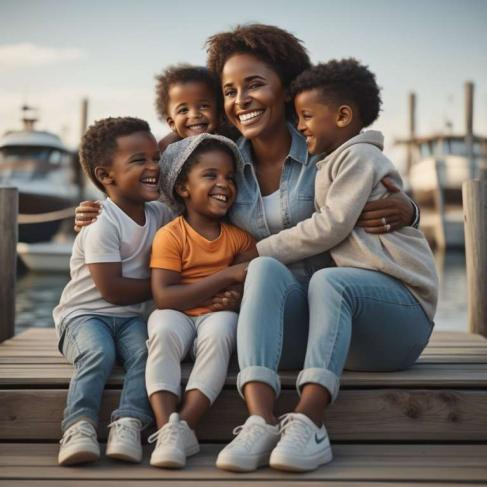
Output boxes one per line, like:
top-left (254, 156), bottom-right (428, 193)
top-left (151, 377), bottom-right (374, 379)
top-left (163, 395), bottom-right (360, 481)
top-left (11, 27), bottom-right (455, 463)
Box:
top-left (229, 123), bottom-right (333, 282)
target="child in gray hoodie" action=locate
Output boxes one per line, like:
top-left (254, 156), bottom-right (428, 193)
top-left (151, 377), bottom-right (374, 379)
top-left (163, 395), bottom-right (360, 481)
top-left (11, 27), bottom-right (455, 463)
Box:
top-left (253, 59), bottom-right (438, 472)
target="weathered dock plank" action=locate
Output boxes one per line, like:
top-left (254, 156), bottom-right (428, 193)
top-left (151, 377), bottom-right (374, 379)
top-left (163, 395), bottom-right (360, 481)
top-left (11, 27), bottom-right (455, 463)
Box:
top-left (1, 388), bottom-right (486, 441)
top-left (1, 444), bottom-right (486, 484)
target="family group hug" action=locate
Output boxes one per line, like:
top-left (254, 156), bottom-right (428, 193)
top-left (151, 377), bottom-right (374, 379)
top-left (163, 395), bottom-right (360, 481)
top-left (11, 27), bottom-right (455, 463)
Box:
top-left (53, 23), bottom-right (438, 473)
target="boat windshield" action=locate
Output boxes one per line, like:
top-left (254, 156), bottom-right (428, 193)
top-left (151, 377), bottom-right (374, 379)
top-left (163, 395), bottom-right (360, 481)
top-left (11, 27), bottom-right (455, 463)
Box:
top-left (0, 146), bottom-right (72, 181)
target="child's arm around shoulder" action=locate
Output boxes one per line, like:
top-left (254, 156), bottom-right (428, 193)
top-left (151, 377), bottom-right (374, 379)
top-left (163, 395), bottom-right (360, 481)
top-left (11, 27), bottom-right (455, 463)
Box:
top-left (84, 213), bottom-right (151, 306)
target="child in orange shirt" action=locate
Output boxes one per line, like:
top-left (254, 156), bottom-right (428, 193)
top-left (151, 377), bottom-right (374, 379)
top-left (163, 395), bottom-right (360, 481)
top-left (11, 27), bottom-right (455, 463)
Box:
top-left (146, 133), bottom-right (256, 469)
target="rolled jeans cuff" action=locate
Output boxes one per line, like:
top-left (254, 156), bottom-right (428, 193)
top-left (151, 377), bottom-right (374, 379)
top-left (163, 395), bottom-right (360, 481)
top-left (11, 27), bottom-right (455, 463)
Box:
top-left (237, 366), bottom-right (281, 399)
top-left (62, 409), bottom-right (98, 433)
top-left (111, 408), bottom-right (153, 429)
top-left (297, 367), bottom-right (340, 404)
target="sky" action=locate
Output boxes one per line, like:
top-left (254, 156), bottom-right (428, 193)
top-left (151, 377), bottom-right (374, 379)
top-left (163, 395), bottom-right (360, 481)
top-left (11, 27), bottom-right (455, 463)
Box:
top-left (1, 0), bottom-right (487, 167)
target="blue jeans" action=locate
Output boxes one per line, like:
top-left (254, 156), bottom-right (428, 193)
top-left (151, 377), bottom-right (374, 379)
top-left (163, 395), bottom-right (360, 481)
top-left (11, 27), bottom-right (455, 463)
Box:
top-left (60, 314), bottom-right (153, 431)
top-left (237, 257), bottom-right (433, 402)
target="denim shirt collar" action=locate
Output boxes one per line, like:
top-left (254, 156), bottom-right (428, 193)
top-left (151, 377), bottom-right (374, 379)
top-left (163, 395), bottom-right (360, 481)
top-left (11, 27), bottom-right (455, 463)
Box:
top-left (237, 122), bottom-right (309, 167)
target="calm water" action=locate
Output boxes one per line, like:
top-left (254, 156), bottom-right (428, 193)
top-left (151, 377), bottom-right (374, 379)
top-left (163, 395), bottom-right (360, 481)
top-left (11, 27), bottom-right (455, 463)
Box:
top-left (14, 250), bottom-right (468, 334)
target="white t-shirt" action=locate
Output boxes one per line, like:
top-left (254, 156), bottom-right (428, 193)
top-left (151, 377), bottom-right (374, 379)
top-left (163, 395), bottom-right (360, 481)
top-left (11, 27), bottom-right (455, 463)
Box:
top-left (53, 198), bottom-right (173, 333)
top-left (262, 190), bottom-right (283, 235)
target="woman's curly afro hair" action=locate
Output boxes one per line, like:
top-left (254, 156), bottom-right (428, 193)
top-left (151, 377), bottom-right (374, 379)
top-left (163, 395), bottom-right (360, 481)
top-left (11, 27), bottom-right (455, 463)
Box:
top-left (205, 23), bottom-right (311, 91)
top-left (291, 58), bottom-right (382, 127)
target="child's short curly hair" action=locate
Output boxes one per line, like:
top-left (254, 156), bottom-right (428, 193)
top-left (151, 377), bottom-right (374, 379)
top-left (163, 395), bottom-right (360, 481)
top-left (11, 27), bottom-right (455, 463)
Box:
top-left (205, 23), bottom-right (311, 92)
top-left (154, 64), bottom-right (220, 121)
top-left (79, 116), bottom-right (151, 193)
top-left (291, 58), bottom-right (382, 127)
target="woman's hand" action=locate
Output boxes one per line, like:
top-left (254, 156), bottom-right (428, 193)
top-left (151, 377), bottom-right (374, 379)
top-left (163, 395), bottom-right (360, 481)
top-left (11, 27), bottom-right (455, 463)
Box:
top-left (208, 285), bottom-right (243, 311)
top-left (74, 200), bottom-right (101, 232)
top-left (356, 177), bottom-right (415, 234)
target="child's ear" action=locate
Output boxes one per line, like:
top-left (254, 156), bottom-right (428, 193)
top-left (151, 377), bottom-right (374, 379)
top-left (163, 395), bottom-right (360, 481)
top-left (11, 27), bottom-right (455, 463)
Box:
top-left (174, 182), bottom-right (189, 199)
top-left (166, 116), bottom-right (176, 132)
top-left (94, 166), bottom-right (113, 186)
top-left (337, 105), bottom-right (353, 128)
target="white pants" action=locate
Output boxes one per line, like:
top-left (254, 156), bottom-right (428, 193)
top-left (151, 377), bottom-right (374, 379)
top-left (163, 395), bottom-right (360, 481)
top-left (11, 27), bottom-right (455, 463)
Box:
top-left (146, 309), bottom-right (238, 404)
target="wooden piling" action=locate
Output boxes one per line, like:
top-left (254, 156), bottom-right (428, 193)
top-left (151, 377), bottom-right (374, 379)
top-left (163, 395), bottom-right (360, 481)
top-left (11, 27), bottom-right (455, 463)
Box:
top-left (462, 179), bottom-right (487, 337)
top-left (464, 82), bottom-right (475, 179)
top-left (0, 187), bottom-right (18, 342)
top-left (406, 92), bottom-right (416, 174)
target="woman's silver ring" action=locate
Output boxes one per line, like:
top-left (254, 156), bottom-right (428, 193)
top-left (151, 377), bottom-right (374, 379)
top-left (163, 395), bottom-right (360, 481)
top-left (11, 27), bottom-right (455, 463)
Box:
top-left (385, 223), bottom-right (391, 232)
top-left (381, 217), bottom-right (387, 225)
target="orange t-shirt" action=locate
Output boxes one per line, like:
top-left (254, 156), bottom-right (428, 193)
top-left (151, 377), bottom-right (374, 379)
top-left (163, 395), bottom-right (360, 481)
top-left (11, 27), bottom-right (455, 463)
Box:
top-left (150, 216), bottom-right (256, 316)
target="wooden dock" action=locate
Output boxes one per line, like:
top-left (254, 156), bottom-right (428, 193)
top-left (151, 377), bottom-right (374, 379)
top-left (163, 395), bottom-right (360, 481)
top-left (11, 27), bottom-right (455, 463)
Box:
top-left (1, 327), bottom-right (487, 486)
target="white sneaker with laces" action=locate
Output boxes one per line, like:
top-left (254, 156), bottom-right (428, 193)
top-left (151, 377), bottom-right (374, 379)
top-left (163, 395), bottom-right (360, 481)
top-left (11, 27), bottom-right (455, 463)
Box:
top-left (270, 412), bottom-right (333, 472)
top-left (106, 417), bottom-right (143, 463)
top-left (148, 412), bottom-right (199, 468)
top-left (58, 420), bottom-right (100, 466)
top-left (216, 415), bottom-right (280, 472)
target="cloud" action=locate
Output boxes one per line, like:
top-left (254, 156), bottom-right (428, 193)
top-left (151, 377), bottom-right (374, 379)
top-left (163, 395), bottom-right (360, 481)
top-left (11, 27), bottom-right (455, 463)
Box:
top-left (0, 43), bottom-right (86, 69)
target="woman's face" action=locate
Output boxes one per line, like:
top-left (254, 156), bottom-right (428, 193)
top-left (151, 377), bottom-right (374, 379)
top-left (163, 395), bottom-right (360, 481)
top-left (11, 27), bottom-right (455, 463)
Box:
top-left (221, 53), bottom-right (287, 140)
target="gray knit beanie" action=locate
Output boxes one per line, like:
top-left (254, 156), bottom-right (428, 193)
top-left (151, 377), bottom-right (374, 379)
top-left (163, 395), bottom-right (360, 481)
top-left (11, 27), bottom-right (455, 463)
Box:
top-left (159, 133), bottom-right (242, 213)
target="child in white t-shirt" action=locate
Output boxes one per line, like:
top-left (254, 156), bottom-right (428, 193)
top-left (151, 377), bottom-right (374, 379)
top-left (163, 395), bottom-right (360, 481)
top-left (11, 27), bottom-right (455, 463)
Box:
top-left (53, 117), bottom-right (172, 466)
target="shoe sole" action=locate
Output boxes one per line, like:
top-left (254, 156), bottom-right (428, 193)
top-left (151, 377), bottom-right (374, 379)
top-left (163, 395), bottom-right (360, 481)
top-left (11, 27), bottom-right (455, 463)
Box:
top-left (106, 442), bottom-right (142, 463)
top-left (58, 449), bottom-right (100, 466)
top-left (150, 444), bottom-right (200, 469)
top-left (270, 447), bottom-right (333, 472)
top-left (106, 450), bottom-right (142, 463)
top-left (216, 453), bottom-right (270, 472)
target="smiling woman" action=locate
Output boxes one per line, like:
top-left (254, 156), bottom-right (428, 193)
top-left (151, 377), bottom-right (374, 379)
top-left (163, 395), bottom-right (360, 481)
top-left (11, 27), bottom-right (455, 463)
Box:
top-left (204, 23), bottom-right (423, 474)
top-left (221, 53), bottom-right (288, 143)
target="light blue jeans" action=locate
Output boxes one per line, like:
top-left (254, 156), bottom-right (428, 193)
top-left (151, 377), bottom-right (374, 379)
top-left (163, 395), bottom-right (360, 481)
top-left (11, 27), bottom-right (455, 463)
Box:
top-left (60, 314), bottom-right (153, 431)
top-left (237, 257), bottom-right (433, 402)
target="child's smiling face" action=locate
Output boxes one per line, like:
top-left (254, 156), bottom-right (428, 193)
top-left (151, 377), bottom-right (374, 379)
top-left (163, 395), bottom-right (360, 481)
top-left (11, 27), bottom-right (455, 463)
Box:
top-left (294, 88), bottom-right (346, 156)
top-left (176, 149), bottom-right (236, 221)
top-left (166, 81), bottom-right (219, 138)
top-left (98, 131), bottom-right (161, 206)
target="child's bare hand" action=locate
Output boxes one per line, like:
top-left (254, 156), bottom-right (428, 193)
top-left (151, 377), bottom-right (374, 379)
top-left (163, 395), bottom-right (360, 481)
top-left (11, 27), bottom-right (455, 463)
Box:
top-left (74, 201), bottom-right (101, 232)
top-left (209, 286), bottom-right (242, 311)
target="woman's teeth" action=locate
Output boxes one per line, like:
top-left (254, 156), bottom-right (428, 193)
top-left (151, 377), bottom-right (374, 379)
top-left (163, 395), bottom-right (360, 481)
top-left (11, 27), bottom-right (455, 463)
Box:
top-left (239, 110), bottom-right (264, 124)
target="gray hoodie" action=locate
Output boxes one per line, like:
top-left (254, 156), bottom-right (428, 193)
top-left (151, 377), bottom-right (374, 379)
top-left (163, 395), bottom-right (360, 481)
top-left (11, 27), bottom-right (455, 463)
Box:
top-left (257, 130), bottom-right (438, 321)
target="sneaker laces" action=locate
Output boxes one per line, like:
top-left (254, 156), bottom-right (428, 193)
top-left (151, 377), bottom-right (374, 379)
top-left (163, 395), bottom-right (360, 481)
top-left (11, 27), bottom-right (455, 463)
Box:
top-left (278, 413), bottom-right (312, 449)
top-left (230, 422), bottom-right (266, 450)
top-left (108, 419), bottom-right (140, 442)
top-left (60, 422), bottom-right (96, 445)
top-left (148, 421), bottom-right (180, 447)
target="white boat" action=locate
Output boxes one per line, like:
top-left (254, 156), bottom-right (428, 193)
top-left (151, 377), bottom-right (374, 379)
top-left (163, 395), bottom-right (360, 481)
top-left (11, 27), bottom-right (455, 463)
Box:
top-left (402, 134), bottom-right (487, 248)
top-left (17, 239), bottom-right (73, 272)
top-left (395, 83), bottom-right (487, 248)
top-left (0, 106), bottom-right (79, 243)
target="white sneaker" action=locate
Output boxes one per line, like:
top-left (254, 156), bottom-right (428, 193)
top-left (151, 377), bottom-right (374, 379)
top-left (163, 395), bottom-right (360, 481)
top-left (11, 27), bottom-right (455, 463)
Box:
top-left (216, 415), bottom-right (280, 472)
top-left (148, 412), bottom-right (199, 468)
top-left (58, 420), bottom-right (100, 466)
top-left (270, 412), bottom-right (333, 472)
top-left (106, 417), bottom-right (143, 463)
